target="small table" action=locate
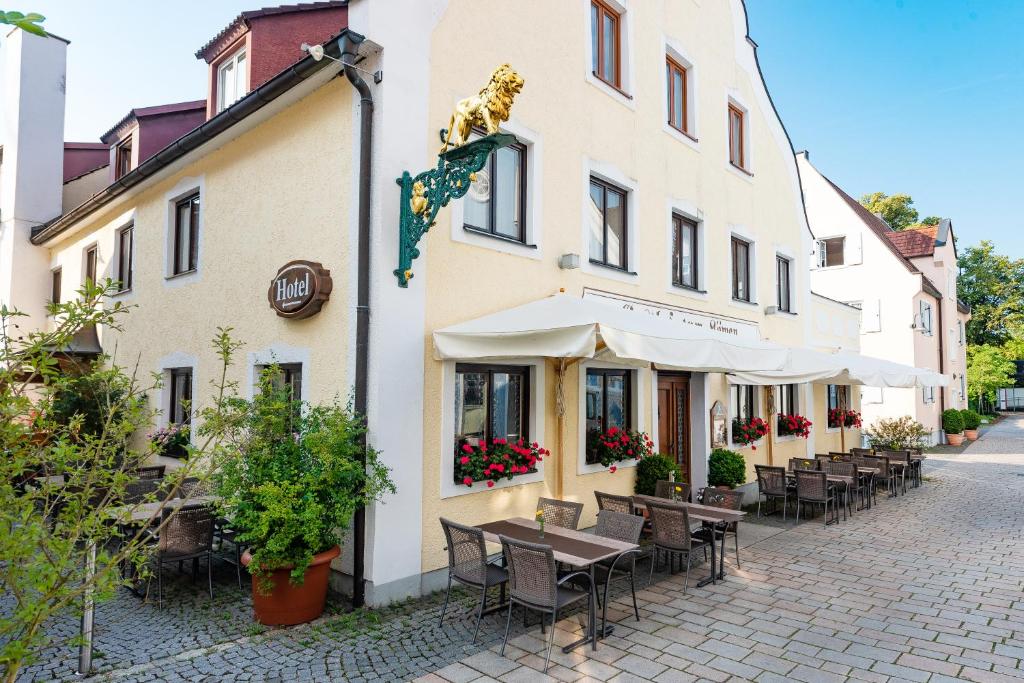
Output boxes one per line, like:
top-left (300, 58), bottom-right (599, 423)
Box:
top-left (478, 517), bottom-right (637, 653)
top-left (631, 496), bottom-right (745, 587)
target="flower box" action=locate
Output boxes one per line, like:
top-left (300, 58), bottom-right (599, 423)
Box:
top-left (776, 413), bottom-right (812, 438)
top-left (732, 417), bottom-right (769, 450)
top-left (586, 427), bottom-right (654, 471)
top-left (455, 438), bottom-right (547, 488)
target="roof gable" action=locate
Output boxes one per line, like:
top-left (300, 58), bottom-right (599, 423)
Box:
top-left (195, 2), bottom-right (346, 62)
top-left (885, 225), bottom-right (938, 259)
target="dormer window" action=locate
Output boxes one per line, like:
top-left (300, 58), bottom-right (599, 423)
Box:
top-left (114, 137), bottom-right (133, 179)
top-left (216, 49), bottom-right (248, 113)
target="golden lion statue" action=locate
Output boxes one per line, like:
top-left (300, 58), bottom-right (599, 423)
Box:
top-left (441, 64), bottom-right (524, 153)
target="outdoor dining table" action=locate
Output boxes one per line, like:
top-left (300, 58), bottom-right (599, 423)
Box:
top-left (630, 495), bottom-right (746, 588)
top-left (477, 516), bottom-right (638, 653)
top-left (787, 468), bottom-right (879, 510)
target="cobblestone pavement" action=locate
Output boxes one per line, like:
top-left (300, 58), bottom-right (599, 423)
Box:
top-left (12, 415), bottom-right (1024, 682)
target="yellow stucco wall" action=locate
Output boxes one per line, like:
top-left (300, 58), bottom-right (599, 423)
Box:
top-left (416, 0), bottom-right (814, 574)
top-left (45, 80), bottom-right (354, 426)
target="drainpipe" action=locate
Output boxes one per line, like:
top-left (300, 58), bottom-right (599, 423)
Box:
top-left (341, 31), bottom-right (373, 610)
top-left (937, 294), bottom-right (946, 417)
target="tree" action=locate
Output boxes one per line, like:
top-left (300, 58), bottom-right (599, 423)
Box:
top-left (966, 344), bottom-right (1015, 407)
top-left (0, 282), bottom-right (219, 682)
top-left (920, 216), bottom-right (941, 226)
top-left (0, 11), bottom-right (46, 36)
top-left (859, 192), bottom-right (919, 231)
top-left (958, 240), bottom-right (1024, 346)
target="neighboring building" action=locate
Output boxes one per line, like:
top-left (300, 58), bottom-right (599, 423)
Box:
top-left (798, 152), bottom-right (970, 444)
top-left (2, 0), bottom-right (895, 605)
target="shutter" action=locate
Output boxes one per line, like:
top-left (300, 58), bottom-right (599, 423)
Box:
top-left (815, 240), bottom-right (826, 268)
top-left (861, 298), bottom-right (881, 333)
top-left (845, 233), bottom-right (863, 265)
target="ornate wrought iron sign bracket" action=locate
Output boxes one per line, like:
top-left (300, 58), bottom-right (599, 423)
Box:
top-left (394, 132), bottom-right (518, 287)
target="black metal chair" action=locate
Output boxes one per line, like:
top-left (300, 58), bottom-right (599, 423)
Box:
top-left (654, 480), bottom-right (690, 501)
top-left (537, 497), bottom-right (583, 530)
top-left (699, 487), bottom-right (743, 568)
top-left (592, 510), bottom-right (644, 630)
top-left (438, 518), bottom-right (508, 643)
top-left (148, 504), bottom-right (216, 608)
top-left (794, 470), bottom-right (839, 527)
top-left (499, 535), bottom-right (593, 673)
top-left (135, 465), bottom-right (166, 480)
top-left (595, 490), bottom-right (634, 514)
top-left (755, 464), bottom-right (791, 519)
top-left (646, 500), bottom-right (710, 592)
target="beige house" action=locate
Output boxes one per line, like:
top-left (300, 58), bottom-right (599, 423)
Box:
top-left (1, 1), bottom-right (924, 606)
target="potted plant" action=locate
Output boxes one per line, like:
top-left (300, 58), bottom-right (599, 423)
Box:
top-left (634, 453), bottom-right (683, 496)
top-left (776, 413), bottom-right (812, 439)
top-left (842, 409), bottom-right (862, 429)
top-left (708, 448), bottom-right (746, 489)
top-left (732, 417), bottom-right (769, 450)
top-left (211, 368), bottom-right (395, 626)
top-left (455, 437), bottom-right (548, 488)
top-left (960, 409), bottom-right (981, 440)
top-left (587, 426), bottom-right (654, 473)
top-left (864, 416), bottom-right (930, 451)
top-left (149, 423), bottom-right (190, 459)
top-left (942, 408), bottom-right (965, 446)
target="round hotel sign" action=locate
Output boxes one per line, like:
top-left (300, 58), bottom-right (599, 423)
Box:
top-left (267, 260), bottom-right (332, 319)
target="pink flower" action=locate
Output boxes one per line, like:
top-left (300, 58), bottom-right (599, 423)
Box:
top-left (461, 444), bottom-right (473, 453)
top-left (460, 456), bottom-right (470, 465)
top-left (463, 476), bottom-right (473, 486)
top-left (609, 465), bottom-right (617, 473)
top-left (487, 480), bottom-right (495, 488)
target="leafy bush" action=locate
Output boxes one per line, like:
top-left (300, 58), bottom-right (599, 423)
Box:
top-left (942, 408), bottom-right (964, 435)
top-left (864, 416), bottom-right (930, 451)
top-left (209, 362), bottom-right (395, 591)
top-left (960, 409), bottom-right (982, 431)
top-left (634, 453), bottom-right (682, 495)
top-left (708, 448), bottom-right (746, 488)
top-left (49, 362), bottom-right (131, 439)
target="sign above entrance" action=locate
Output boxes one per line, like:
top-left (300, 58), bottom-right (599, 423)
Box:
top-left (582, 290), bottom-right (761, 341)
top-left (268, 260), bottom-right (332, 319)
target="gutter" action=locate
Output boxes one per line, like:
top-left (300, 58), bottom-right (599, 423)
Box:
top-left (32, 30), bottom-right (353, 246)
top-left (340, 31), bottom-right (372, 610)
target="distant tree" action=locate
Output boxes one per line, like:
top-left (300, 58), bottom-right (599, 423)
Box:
top-left (958, 240), bottom-right (1024, 346)
top-left (966, 344), bottom-right (1015, 406)
top-left (920, 216), bottom-right (941, 226)
top-left (0, 11), bottom-right (46, 36)
top-left (859, 192), bottom-right (920, 231)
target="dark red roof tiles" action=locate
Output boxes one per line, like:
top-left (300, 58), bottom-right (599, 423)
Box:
top-left (884, 226), bottom-right (938, 259)
top-left (195, 2), bottom-right (346, 60)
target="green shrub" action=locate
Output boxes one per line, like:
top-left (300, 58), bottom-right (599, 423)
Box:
top-left (708, 448), bottom-right (746, 488)
top-left (960, 409), bottom-right (981, 431)
top-left (634, 453), bottom-right (682, 495)
top-left (941, 408), bottom-right (964, 435)
top-left (864, 416), bottom-right (930, 450)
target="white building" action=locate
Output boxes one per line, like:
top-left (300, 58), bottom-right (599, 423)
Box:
top-left (798, 152), bottom-right (971, 444)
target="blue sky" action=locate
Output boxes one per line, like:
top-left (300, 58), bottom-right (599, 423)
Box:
top-left (747, 0), bottom-right (1024, 258)
top-left (3, 1), bottom-right (1019, 257)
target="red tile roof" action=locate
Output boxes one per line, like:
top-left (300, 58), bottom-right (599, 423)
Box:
top-left (884, 225), bottom-right (938, 259)
top-left (195, 2), bottom-right (346, 61)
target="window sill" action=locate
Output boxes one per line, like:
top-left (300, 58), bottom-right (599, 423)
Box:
top-left (463, 225), bottom-right (536, 249)
top-left (578, 457), bottom-right (639, 476)
top-left (166, 269), bottom-right (197, 281)
top-left (773, 309), bottom-right (798, 316)
top-left (589, 259), bottom-right (637, 276)
top-left (731, 297), bottom-right (758, 306)
top-left (586, 72), bottom-right (635, 110)
top-left (667, 125), bottom-right (697, 143)
top-left (672, 283), bottom-right (706, 295)
top-left (729, 162), bottom-right (754, 177)
top-left (111, 287), bottom-right (133, 297)
top-left (591, 72), bottom-right (632, 99)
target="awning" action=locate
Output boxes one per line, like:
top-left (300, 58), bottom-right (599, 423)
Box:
top-left (728, 348), bottom-right (949, 388)
top-left (433, 294), bottom-right (791, 373)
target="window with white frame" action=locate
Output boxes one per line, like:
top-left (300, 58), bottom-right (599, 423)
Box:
top-left (50, 268), bottom-right (62, 306)
top-left (671, 213), bottom-right (698, 290)
top-left (727, 102), bottom-right (748, 171)
top-left (454, 364), bottom-right (530, 463)
top-left (960, 374), bottom-right (966, 400)
top-left (590, 0), bottom-right (623, 90)
top-left (958, 320), bottom-right (965, 345)
top-left (775, 384), bottom-right (798, 432)
top-left (731, 236), bottom-right (752, 302)
top-left (776, 255), bottom-right (792, 312)
top-left (585, 368), bottom-right (631, 464)
top-left (257, 363), bottom-right (303, 424)
top-left (827, 384), bottom-right (849, 428)
top-left (730, 384), bottom-right (756, 443)
top-left (919, 300), bottom-right (933, 335)
top-left (217, 49), bottom-right (248, 113)
top-left (172, 192), bottom-right (200, 275)
top-left (816, 236), bottom-right (845, 268)
top-left (588, 177), bottom-right (628, 270)
top-left (168, 367), bottom-right (193, 426)
top-left (116, 223), bottom-right (133, 292)
top-left (666, 55), bottom-right (691, 136)
top-left (83, 244), bottom-right (98, 287)
top-left (463, 131), bottom-right (527, 243)
top-left (922, 385), bottom-right (935, 404)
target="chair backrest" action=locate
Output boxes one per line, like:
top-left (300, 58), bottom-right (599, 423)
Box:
top-left (701, 487), bottom-right (743, 510)
top-left (850, 447), bottom-right (874, 456)
top-left (159, 504), bottom-right (214, 556)
top-left (654, 480), bottom-right (690, 502)
top-left (646, 500), bottom-right (695, 551)
top-left (789, 457), bottom-right (818, 472)
top-left (824, 460), bottom-right (856, 477)
top-left (828, 452), bottom-right (853, 461)
top-left (500, 535), bottom-right (557, 609)
top-left (860, 454), bottom-right (890, 477)
top-left (755, 465), bottom-right (788, 495)
top-left (537, 497), bottom-right (583, 530)
top-left (136, 465), bottom-right (166, 480)
top-left (794, 469), bottom-right (829, 502)
top-left (595, 509), bottom-right (644, 545)
top-left (125, 477), bottom-right (161, 504)
top-left (595, 490), bottom-right (633, 514)
top-left (881, 450), bottom-right (910, 463)
top-left (439, 517), bottom-right (488, 585)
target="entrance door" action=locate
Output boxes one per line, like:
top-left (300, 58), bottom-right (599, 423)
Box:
top-left (657, 374), bottom-right (691, 485)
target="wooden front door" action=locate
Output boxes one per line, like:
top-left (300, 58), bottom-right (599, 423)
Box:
top-left (657, 374), bottom-right (691, 484)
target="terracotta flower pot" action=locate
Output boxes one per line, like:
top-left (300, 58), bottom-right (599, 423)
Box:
top-left (946, 433), bottom-right (964, 446)
top-left (241, 545), bottom-right (340, 626)
top-left (964, 429), bottom-right (979, 440)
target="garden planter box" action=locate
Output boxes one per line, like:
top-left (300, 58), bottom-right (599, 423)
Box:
top-left (242, 545), bottom-right (340, 626)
